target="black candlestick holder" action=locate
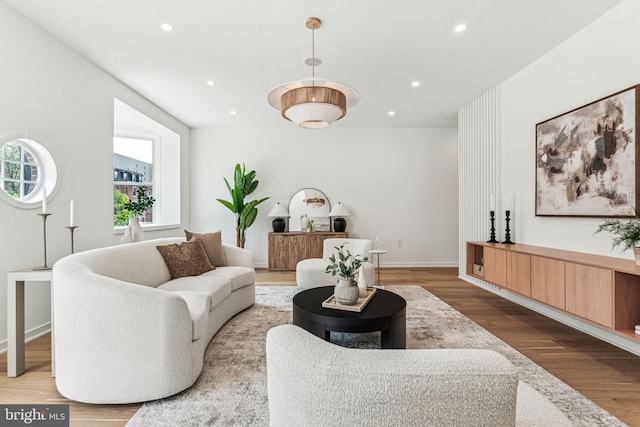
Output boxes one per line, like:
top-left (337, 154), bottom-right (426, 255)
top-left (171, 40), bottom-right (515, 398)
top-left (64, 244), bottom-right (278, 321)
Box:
top-left (503, 210), bottom-right (514, 244)
top-left (487, 210), bottom-right (498, 243)
top-left (65, 226), bottom-right (79, 254)
top-left (33, 213), bottom-right (52, 271)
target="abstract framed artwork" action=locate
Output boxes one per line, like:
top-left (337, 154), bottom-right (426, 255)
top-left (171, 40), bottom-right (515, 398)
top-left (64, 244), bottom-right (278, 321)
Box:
top-left (536, 85), bottom-right (640, 217)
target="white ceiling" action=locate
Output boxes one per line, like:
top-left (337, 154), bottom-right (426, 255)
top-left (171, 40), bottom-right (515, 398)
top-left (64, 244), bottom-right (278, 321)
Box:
top-left (4, 0), bottom-right (622, 129)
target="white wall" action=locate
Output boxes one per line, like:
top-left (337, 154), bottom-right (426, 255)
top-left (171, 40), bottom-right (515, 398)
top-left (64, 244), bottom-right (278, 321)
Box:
top-left (0, 0), bottom-right (459, 352)
top-left (457, 0), bottom-right (640, 355)
top-left (458, 86), bottom-right (501, 276)
top-left (0, 3), bottom-right (190, 350)
top-left (191, 127), bottom-right (459, 268)
top-left (500, 0), bottom-right (639, 260)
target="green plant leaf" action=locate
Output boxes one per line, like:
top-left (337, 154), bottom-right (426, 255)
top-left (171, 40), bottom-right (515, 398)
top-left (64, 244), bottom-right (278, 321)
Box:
top-left (243, 170), bottom-right (256, 191)
top-left (223, 177), bottom-right (233, 196)
top-left (594, 209), bottom-right (640, 251)
top-left (216, 198), bottom-right (236, 212)
top-left (234, 164), bottom-right (243, 193)
top-left (240, 206), bottom-right (258, 229)
top-left (246, 179), bottom-right (258, 195)
top-left (253, 196), bottom-right (269, 207)
top-left (231, 188), bottom-right (244, 212)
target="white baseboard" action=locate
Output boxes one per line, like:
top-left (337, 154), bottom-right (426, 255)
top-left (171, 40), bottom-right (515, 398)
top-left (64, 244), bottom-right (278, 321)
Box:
top-left (0, 322), bottom-right (51, 354)
top-left (254, 262), bottom-right (459, 269)
top-left (382, 262), bottom-right (459, 268)
top-left (459, 274), bottom-right (640, 357)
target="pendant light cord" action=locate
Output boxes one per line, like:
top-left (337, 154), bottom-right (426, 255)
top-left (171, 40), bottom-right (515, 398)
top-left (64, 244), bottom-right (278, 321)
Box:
top-left (311, 26), bottom-right (316, 82)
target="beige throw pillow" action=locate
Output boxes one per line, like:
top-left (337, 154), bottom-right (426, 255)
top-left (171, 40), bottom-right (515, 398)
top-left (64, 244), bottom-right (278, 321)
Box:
top-left (157, 239), bottom-right (214, 280)
top-left (184, 229), bottom-right (227, 266)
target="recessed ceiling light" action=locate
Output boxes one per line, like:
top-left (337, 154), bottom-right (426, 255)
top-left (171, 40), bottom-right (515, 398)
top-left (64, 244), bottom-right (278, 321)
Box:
top-left (388, 111), bottom-right (395, 116)
top-left (230, 110), bottom-right (237, 115)
top-left (161, 23), bottom-right (174, 32)
top-left (206, 80), bottom-right (215, 86)
top-left (454, 24), bottom-right (466, 33)
top-left (411, 81), bottom-right (420, 87)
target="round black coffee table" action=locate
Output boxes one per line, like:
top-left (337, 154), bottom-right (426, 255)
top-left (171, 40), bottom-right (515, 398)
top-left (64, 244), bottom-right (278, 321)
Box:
top-left (292, 286), bottom-right (406, 349)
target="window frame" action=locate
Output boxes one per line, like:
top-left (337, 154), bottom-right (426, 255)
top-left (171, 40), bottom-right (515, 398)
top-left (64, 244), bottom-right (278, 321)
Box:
top-left (113, 130), bottom-right (158, 229)
top-left (1, 143), bottom-right (39, 199)
top-left (0, 135), bottom-right (58, 209)
top-left (113, 98), bottom-right (181, 235)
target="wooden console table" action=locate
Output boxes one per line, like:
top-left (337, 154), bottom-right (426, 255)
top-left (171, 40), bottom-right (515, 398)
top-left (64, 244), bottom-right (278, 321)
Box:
top-left (466, 241), bottom-right (640, 343)
top-left (268, 232), bottom-right (348, 271)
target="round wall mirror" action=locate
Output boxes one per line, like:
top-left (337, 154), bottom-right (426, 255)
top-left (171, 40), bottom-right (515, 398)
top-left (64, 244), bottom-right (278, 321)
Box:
top-left (288, 188), bottom-right (331, 231)
top-left (0, 134), bottom-right (58, 209)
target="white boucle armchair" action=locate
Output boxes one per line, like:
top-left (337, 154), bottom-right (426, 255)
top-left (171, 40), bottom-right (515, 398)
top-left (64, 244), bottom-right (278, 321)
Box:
top-left (296, 238), bottom-right (375, 289)
top-left (266, 325), bottom-right (572, 427)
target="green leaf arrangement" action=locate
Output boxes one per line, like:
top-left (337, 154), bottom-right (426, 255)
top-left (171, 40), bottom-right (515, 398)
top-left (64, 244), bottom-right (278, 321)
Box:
top-left (594, 208), bottom-right (640, 251)
top-left (325, 244), bottom-right (369, 281)
top-left (123, 185), bottom-right (155, 219)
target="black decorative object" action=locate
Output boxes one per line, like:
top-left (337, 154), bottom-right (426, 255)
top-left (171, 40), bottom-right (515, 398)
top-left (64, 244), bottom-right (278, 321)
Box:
top-left (333, 217), bottom-right (347, 232)
top-left (487, 211), bottom-right (498, 243)
top-left (329, 202), bottom-right (351, 232)
top-left (503, 210), bottom-right (514, 244)
top-left (267, 202), bottom-right (289, 232)
top-left (272, 218), bottom-right (286, 232)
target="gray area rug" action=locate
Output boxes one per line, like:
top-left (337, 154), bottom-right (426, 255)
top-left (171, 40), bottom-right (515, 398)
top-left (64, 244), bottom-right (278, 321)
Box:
top-left (127, 286), bottom-right (625, 426)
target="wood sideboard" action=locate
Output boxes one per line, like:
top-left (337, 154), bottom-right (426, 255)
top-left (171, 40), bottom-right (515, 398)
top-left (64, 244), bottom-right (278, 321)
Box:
top-left (466, 241), bottom-right (640, 343)
top-left (268, 232), bottom-right (349, 271)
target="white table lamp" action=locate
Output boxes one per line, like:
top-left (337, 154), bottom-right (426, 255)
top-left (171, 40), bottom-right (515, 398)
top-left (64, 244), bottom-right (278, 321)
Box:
top-left (329, 202), bottom-right (351, 232)
top-left (268, 202), bottom-right (290, 232)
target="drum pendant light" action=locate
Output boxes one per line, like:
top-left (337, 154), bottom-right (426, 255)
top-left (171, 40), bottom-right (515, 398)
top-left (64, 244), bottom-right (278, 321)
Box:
top-left (267, 17), bottom-right (360, 129)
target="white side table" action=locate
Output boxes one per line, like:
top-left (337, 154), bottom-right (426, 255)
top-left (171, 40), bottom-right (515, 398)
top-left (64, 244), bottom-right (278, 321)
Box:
top-left (368, 249), bottom-right (387, 286)
top-left (7, 269), bottom-right (55, 377)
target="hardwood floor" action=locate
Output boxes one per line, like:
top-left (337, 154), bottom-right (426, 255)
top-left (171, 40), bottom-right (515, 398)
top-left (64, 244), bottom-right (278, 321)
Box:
top-left (1, 267), bottom-right (639, 426)
top-left (0, 332), bottom-right (139, 426)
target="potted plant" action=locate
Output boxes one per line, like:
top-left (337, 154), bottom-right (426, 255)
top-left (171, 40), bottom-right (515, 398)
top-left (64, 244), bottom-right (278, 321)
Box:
top-left (121, 185), bottom-right (155, 243)
top-left (325, 244), bottom-right (369, 305)
top-left (217, 163), bottom-right (269, 248)
top-left (594, 209), bottom-right (640, 265)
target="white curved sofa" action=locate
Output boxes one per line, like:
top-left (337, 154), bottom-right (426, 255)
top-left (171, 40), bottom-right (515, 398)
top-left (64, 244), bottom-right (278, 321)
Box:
top-left (266, 325), bottom-right (572, 427)
top-left (52, 237), bottom-right (255, 404)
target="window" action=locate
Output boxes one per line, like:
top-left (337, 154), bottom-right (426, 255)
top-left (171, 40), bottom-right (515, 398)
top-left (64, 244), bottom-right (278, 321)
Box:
top-left (113, 98), bottom-right (181, 231)
top-left (1, 142), bottom-right (38, 199)
top-left (0, 136), bottom-right (58, 209)
top-left (113, 134), bottom-right (155, 226)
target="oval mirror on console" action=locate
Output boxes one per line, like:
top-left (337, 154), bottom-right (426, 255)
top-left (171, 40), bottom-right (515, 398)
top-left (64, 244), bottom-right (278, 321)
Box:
top-left (288, 188), bottom-right (331, 231)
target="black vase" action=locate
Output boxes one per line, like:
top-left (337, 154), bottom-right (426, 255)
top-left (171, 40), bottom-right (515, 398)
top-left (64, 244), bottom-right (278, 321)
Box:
top-left (272, 218), bottom-right (286, 232)
top-left (333, 217), bottom-right (347, 232)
